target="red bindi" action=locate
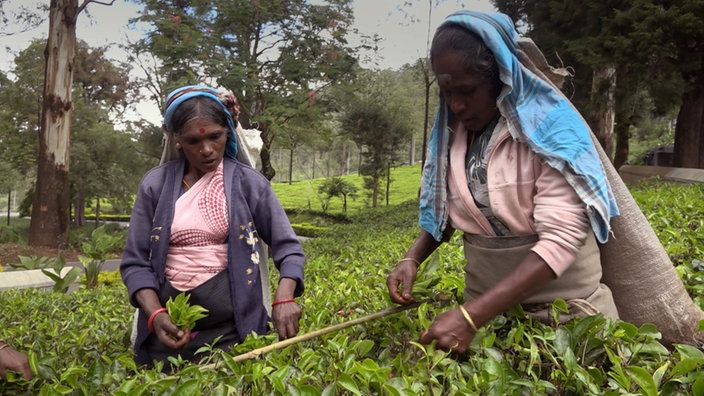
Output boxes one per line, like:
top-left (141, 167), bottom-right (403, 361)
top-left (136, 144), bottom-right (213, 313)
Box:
top-left (199, 128), bottom-right (206, 134)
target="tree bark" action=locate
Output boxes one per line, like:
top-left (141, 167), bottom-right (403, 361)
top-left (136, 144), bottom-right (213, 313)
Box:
top-left (673, 69), bottom-right (704, 169)
top-left (312, 151), bottom-right (316, 179)
top-left (259, 125), bottom-right (276, 181)
top-left (587, 66), bottom-right (616, 162)
top-left (29, 0), bottom-right (78, 248)
top-left (288, 148), bottom-right (293, 185)
top-left (6, 190), bottom-right (10, 226)
top-left (613, 65), bottom-right (636, 170)
top-left (75, 183), bottom-right (85, 228)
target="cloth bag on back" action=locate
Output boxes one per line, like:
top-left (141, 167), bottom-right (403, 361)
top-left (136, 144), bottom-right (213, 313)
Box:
top-left (518, 37), bottom-right (704, 346)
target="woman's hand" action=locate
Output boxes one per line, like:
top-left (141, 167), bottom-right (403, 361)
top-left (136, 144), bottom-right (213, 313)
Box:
top-left (152, 312), bottom-right (191, 349)
top-left (136, 288), bottom-right (190, 348)
top-left (272, 301), bottom-right (301, 340)
top-left (387, 230), bottom-right (442, 305)
top-left (0, 344), bottom-right (33, 380)
top-left (272, 278), bottom-right (301, 340)
top-left (386, 260), bottom-right (419, 304)
top-left (419, 306), bottom-right (476, 353)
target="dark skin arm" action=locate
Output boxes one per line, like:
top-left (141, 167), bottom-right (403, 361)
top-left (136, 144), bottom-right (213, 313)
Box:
top-left (419, 251), bottom-right (555, 353)
top-left (386, 230), bottom-right (443, 305)
top-left (272, 277), bottom-right (300, 340)
top-left (0, 343), bottom-right (32, 380)
top-left (135, 288), bottom-right (190, 348)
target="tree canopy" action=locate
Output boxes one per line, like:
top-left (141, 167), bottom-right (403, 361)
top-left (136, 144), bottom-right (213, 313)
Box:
top-left (130, 0), bottom-right (366, 179)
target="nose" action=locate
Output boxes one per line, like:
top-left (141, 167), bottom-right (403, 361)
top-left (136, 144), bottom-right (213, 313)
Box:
top-left (200, 142), bottom-right (214, 156)
top-left (447, 94), bottom-right (466, 115)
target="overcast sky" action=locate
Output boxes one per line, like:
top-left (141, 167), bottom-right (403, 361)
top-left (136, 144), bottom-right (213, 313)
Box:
top-left (2, 0), bottom-right (496, 123)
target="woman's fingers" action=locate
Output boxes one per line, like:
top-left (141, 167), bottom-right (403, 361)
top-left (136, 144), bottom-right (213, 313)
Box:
top-left (273, 302), bottom-right (301, 340)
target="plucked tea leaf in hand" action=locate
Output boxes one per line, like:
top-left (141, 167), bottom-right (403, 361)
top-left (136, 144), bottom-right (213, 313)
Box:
top-left (166, 293), bottom-right (209, 330)
top-left (412, 253), bottom-right (442, 299)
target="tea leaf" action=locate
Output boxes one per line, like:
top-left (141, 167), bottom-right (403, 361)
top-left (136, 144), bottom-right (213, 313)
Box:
top-left (166, 293), bottom-right (209, 330)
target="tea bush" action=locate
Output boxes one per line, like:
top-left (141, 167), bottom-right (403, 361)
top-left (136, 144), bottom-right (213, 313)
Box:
top-left (0, 181), bottom-right (702, 395)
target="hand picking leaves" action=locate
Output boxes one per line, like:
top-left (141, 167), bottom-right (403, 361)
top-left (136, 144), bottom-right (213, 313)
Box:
top-left (166, 293), bottom-right (209, 331)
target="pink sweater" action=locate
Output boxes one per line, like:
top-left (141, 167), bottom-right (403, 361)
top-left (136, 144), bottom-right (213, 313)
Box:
top-left (447, 118), bottom-right (590, 276)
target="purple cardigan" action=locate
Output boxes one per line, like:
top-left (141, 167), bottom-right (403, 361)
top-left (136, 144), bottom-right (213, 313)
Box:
top-left (120, 157), bottom-right (305, 364)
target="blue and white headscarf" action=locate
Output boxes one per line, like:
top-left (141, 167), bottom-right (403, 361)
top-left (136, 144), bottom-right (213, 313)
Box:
top-left (419, 10), bottom-right (619, 243)
top-left (163, 85), bottom-right (239, 160)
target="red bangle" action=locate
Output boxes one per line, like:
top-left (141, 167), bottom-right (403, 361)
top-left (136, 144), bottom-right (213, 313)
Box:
top-left (147, 307), bottom-right (168, 333)
top-left (272, 299), bottom-right (295, 307)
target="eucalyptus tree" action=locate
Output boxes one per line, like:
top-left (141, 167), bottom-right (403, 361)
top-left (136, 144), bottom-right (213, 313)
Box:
top-left (10, 37), bottom-right (143, 228)
top-left (30, 0), bottom-right (116, 248)
top-left (130, 0), bottom-right (361, 180)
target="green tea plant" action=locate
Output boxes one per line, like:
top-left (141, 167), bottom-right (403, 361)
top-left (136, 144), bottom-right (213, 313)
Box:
top-left (166, 293), bottom-right (209, 331)
top-left (8, 255), bottom-right (52, 270)
top-left (77, 225), bottom-right (125, 288)
top-left (0, 182), bottom-right (702, 395)
top-left (411, 253), bottom-right (443, 300)
top-left (40, 255), bottom-right (82, 293)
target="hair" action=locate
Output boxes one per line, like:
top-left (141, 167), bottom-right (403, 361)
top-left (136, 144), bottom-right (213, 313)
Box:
top-left (167, 96), bottom-right (230, 137)
top-left (430, 23), bottom-right (501, 94)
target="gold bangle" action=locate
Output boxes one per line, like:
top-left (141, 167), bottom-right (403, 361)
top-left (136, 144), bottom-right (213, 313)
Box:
top-left (398, 257), bottom-right (421, 267)
top-left (458, 305), bottom-right (478, 332)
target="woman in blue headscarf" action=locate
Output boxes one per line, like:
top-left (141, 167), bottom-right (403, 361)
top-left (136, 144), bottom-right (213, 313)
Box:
top-left (120, 85), bottom-right (305, 368)
top-left (386, 11), bottom-right (620, 353)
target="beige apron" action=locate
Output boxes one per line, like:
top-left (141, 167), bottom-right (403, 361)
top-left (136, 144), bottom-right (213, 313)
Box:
top-left (463, 231), bottom-right (619, 323)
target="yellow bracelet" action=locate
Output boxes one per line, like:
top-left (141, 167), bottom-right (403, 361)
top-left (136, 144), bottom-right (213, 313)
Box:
top-left (458, 305), bottom-right (478, 332)
top-left (398, 257), bottom-right (421, 267)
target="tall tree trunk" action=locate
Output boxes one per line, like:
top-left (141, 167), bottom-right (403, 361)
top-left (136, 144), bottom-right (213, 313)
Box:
top-left (312, 151), bottom-right (316, 179)
top-left (94, 198), bottom-right (100, 228)
top-left (288, 148), bottom-right (293, 185)
top-left (673, 69), bottom-right (704, 169)
top-left (326, 151), bottom-right (330, 178)
top-left (6, 190), bottom-right (10, 226)
top-left (259, 123), bottom-right (276, 181)
top-left (587, 66), bottom-right (616, 162)
top-left (613, 66), bottom-right (636, 170)
top-left (75, 183), bottom-right (85, 228)
top-left (29, 0), bottom-right (78, 248)
top-left (385, 166), bottom-right (391, 206)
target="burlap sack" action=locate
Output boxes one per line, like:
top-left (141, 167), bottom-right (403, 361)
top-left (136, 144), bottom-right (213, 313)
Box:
top-left (593, 139), bottom-right (704, 345)
top-left (518, 38), bottom-right (704, 346)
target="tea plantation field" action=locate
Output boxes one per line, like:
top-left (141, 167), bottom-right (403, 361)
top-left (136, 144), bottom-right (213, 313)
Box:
top-left (1, 168), bottom-right (702, 395)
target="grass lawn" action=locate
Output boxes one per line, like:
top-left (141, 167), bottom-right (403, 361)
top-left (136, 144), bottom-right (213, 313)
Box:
top-left (272, 164), bottom-right (422, 216)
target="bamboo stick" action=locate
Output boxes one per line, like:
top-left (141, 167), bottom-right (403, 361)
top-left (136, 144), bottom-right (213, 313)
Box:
top-left (201, 299), bottom-right (430, 370)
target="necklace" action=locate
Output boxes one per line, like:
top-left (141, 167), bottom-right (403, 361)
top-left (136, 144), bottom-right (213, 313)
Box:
top-left (182, 178), bottom-right (191, 191)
